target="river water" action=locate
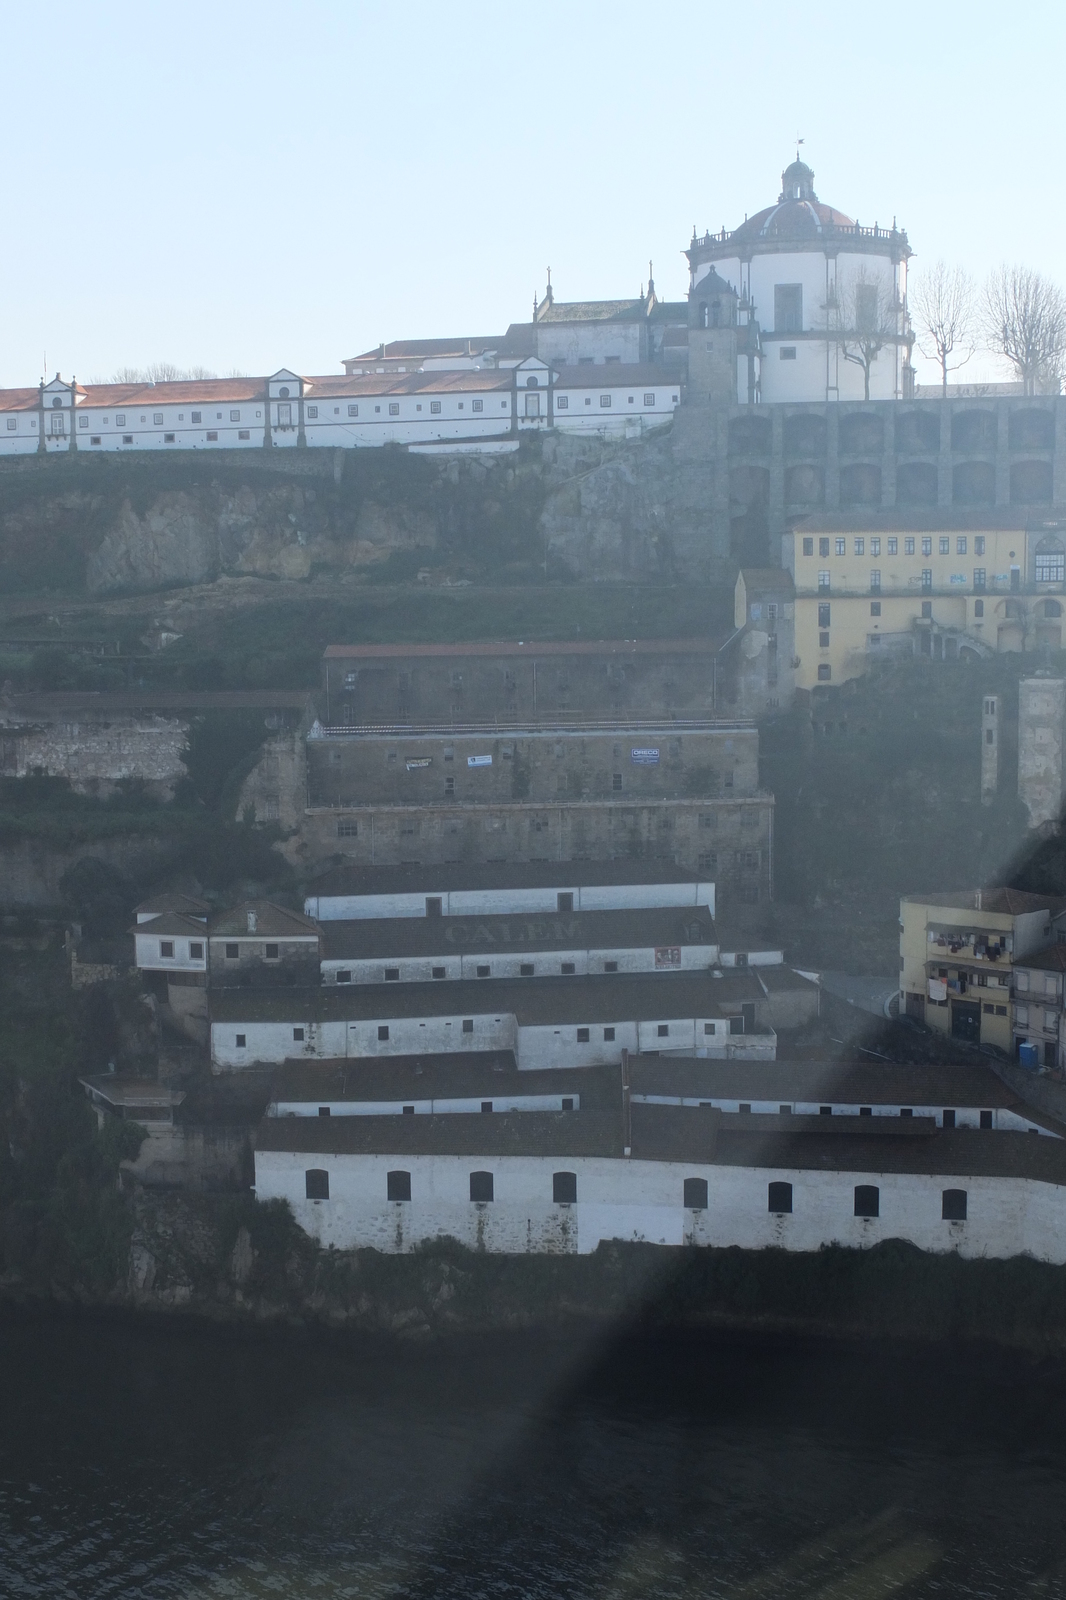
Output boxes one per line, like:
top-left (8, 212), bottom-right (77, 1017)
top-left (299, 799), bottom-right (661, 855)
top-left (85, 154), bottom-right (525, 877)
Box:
top-left (2, 1313), bottom-right (1066, 1598)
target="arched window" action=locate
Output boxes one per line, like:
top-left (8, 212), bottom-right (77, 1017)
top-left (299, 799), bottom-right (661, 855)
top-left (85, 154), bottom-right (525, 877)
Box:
top-left (387, 1170), bottom-right (411, 1202)
top-left (684, 1177), bottom-right (708, 1210)
top-left (942, 1188), bottom-right (967, 1221)
top-left (768, 1181), bottom-right (792, 1214)
top-left (699, 303), bottom-right (708, 329)
top-left (525, 375), bottom-right (539, 388)
top-left (1044, 599), bottom-right (1063, 617)
top-left (854, 1184), bottom-right (879, 1218)
top-left (470, 1170), bottom-right (494, 1202)
top-left (553, 1171), bottom-right (577, 1204)
top-left (305, 1168), bottom-right (329, 1200)
top-left (710, 301), bottom-right (721, 328)
top-left (1035, 540), bottom-right (1065, 583)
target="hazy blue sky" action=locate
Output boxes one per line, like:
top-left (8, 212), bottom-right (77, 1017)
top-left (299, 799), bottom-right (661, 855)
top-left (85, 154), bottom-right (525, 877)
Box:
top-left (2, 0), bottom-right (1060, 388)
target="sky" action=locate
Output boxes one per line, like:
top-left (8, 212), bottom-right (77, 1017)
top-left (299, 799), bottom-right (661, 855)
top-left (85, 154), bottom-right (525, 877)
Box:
top-left (2, 0), bottom-right (1062, 389)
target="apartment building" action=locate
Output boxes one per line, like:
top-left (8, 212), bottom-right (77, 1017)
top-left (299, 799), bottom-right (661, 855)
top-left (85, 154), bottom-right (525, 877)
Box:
top-left (900, 888), bottom-right (1066, 1049)
top-left (784, 511), bottom-right (1066, 691)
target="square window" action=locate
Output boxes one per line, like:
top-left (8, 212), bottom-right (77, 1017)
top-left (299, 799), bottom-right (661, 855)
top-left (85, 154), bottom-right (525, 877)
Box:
top-left (585, 397), bottom-right (592, 406)
top-left (835, 538), bottom-right (846, 555)
top-left (612, 772), bottom-right (623, 791)
top-left (819, 537), bottom-right (830, 557)
top-left (887, 536), bottom-right (897, 554)
top-left (462, 1019), bottom-right (474, 1033)
top-left (561, 962), bottom-right (576, 975)
top-left (78, 413), bottom-right (88, 428)
top-left (389, 403), bottom-right (400, 416)
top-left (164, 432), bottom-right (175, 442)
top-left (384, 967), bottom-right (400, 981)
top-left (90, 436), bottom-right (101, 445)
top-left (819, 631), bottom-right (830, 647)
top-left (458, 402), bottom-right (464, 409)
top-left (577, 1027), bottom-right (590, 1042)
top-left (957, 537), bottom-right (967, 554)
top-left (870, 570), bottom-right (881, 591)
top-left (430, 401), bottom-right (442, 414)
top-left (556, 395), bottom-right (569, 409)
top-left (939, 537), bottom-right (950, 554)
top-left (817, 664), bottom-right (832, 681)
top-left (472, 399), bottom-right (483, 413)
top-left (206, 431), bottom-right (217, 441)
top-left (476, 964), bottom-right (490, 977)
top-left (432, 966), bottom-right (446, 979)
top-left (160, 940), bottom-right (174, 958)
top-left (116, 414), bottom-right (125, 426)
top-left (870, 601), bottom-right (881, 616)
top-left (153, 412), bottom-right (163, 425)
top-left (779, 346), bottom-right (797, 360)
top-left (334, 407), bottom-right (340, 415)
top-left (377, 1025), bottom-right (390, 1041)
top-left (520, 963), bottom-right (535, 976)
top-left (336, 970), bottom-right (351, 983)
top-left (337, 819), bottom-right (358, 837)
top-left (307, 406), bottom-right (318, 419)
top-left (236, 1034), bottom-right (246, 1048)
top-left (657, 1024), bottom-right (669, 1037)
top-left (230, 410), bottom-right (240, 422)
top-left (905, 536), bottom-right (915, 555)
top-left (605, 960), bottom-right (619, 973)
top-left (293, 1027), bottom-right (305, 1042)
top-left (854, 538), bottom-right (864, 556)
top-left (922, 537), bottom-right (933, 556)
top-left (189, 942), bottom-right (203, 959)
top-left (643, 392), bottom-right (655, 405)
top-left (604, 1027), bottom-right (616, 1041)
top-left (599, 395), bottom-right (612, 408)
top-left (975, 536), bottom-right (986, 555)
top-left (191, 411), bottom-right (201, 423)
top-left (802, 537), bottom-right (814, 556)
top-left (348, 404), bottom-right (358, 416)
top-left (871, 537), bottom-right (881, 556)
top-left (265, 944), bottom-right (279, 960)
top-left (225, 943), bottom-right (239, 959)
top-left (238, 429), bottom-right (250, 439)
top-left (818, 570), bottom-right (830, 591)
top-left (5, 418), bottom-right (15, 431)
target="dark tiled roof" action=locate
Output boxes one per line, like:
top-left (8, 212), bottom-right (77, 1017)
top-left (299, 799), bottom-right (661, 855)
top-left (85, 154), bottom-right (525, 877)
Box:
top-left (904, 888), bottom-right (1066, 916)
top-left (211, 969), bottom-right (764, 1027)
top-left (552, 365), bottom-right (683, 388)
top-left (209, 902), bottom-right (320, 938)
top-left (537, 299), bottom-right (647, 324)
top-left (128, 913), bottom-right (210, 938)
top-left (320, 905), bottom-right (717, 961)
top-left (737, 568), bottom-right (796, 592)
top-left (269, 1057), bottom-right (617, 1106)
top-left (345, 338), bottom-right (502, 361)
top-left (256, 1107), bottom-right (623, 1159)
top-left (1017, 944), bottom-right (1066, 973)
top-left (634, 1056), bottom-right (1021, 1108)
top-left (135, 892), bottom-right (210, 917)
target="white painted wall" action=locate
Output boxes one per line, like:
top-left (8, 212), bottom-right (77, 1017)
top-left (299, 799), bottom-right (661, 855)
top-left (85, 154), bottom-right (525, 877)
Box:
top-left (321, 942), bottom-right (718, 985)
top-left (254, 1147), bottom-right (1066, 1262)
top-left (271, 1091), bottom-right (581, 1117)
top-left (133, 932), bottom-right (206, 973)
top-left (631, 1096), bottom-right (1056, 1135)
top-left (306, 881), bottom-right (716, 921)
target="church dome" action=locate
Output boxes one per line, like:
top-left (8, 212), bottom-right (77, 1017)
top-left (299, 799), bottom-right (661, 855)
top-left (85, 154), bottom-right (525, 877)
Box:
top-left (728, 159), bottom-right (854, 245)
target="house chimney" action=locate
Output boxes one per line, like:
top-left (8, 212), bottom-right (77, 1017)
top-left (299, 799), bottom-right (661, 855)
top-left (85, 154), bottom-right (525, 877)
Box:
top-left (247, 909), bottom-right (258, 933)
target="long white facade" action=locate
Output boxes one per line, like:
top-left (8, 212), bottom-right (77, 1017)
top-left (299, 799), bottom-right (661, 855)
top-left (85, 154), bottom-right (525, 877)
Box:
top-left (254, 1145), bottom-right (1066, 1262)
top-left (0, 359), bottom-right (680, 459)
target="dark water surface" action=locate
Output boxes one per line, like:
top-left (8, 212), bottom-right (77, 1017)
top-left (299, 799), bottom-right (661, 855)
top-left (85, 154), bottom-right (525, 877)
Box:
top-left (2, 1314), bottom-right (1066, 1598)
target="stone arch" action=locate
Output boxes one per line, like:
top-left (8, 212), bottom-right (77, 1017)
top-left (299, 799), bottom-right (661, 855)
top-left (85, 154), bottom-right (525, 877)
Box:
top-left (839, 412), bottom-right (883, 456)
top-left (785, 464), bottom-right (824, 507)
top-left (951, 410), bottom-right (996, 452)
top-left (1009, 409), bottom-right (1054, 451)
top-left (784, 412), bottom-right (826, 457)
top-left (953, 460), bottom-right (995, 505)
top-left (896, 409), bottom-right (939, 454)
top-left (1011, 459), bottom-right (1052, 505)
top-left (839, 463), bottom-right (882, 505)
top-left (896, 461), bottom-right (938, 505)
top-left (729, 413), bottom-right (771, 455)
top-left (1043, 598), bottom-right (1063, 617)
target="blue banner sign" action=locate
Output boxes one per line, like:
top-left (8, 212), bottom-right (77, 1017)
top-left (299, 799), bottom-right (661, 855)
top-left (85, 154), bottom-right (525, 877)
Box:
top-left (630, 747), bottom-right (660, 765)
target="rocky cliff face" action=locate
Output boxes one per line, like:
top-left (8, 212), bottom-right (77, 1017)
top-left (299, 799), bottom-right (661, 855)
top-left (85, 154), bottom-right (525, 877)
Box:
top-left (0, 424), bottom-right (735, 596)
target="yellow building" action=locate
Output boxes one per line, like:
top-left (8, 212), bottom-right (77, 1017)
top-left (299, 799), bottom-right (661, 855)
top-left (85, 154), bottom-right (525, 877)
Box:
top-left (900, 888), bottom-right (1066, 1051)
top-left (783, 511), bottom-right (1066, 692)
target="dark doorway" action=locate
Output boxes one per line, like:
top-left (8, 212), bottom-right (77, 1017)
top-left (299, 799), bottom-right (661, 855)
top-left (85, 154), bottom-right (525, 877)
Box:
top-left (950, 1000), bottom-right (982, 1043)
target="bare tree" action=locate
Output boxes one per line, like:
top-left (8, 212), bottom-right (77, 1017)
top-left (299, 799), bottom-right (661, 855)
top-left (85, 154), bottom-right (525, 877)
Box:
top-left (913, 261), bottom-right (975, 396)
top-left (983, 266), bottom-right (1066, 395)
top-left (826, 267), bottom-right (901, 401)
top-left (108, 362), bottom-right (218, 384)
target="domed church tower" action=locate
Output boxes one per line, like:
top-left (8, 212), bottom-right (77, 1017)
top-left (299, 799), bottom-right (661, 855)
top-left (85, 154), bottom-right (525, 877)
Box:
top-left (686, 157), bottom-right (913, 403)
